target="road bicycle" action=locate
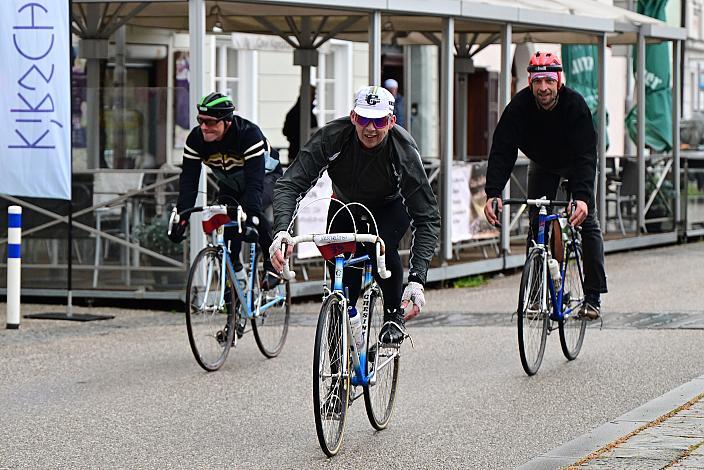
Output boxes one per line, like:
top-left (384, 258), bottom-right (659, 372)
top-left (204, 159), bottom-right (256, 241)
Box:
top-left (498, 197), bottom-right (587, 376)
top-left (280, 202), bottom-right (400, 457)
top-left (169, 204), bottom-right (290, 372)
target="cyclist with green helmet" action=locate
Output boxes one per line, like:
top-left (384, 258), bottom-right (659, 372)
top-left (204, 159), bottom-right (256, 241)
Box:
top-left (168, 92), bottom-right (283, 289)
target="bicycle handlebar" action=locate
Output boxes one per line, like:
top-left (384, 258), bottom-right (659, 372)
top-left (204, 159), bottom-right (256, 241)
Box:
top-left (503, 198), bottom-right (572, 208)
top-left (168, 204), bottom-right (246, 236)
top-left (281, 233), bottom-right (390, 281)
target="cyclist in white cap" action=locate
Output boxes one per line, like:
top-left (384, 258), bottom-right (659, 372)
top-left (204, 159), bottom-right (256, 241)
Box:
top-left (270, 85), bottom-right (440, 346)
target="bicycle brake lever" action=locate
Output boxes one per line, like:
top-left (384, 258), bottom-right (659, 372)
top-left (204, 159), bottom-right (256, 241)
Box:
top-left (167, 207), bottom-right (179, 235)
top-left (491, 198), bottom-right (502, 228)
top-left (281, 241), bottom-right (296, 280)
top-left (236, 206), bottom-right (244, 234)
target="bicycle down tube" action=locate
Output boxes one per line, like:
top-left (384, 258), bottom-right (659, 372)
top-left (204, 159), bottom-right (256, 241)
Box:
top-left (506, 198), bottom-right (574, 321)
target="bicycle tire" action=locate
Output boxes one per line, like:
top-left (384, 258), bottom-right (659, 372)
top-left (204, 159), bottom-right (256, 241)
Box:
top-left (363, 287), bottom-right (399, 430)
top-left (517, 249), bottom-right (549, 376)
top-left (312, 295), bottom-right (350, 457)
top-left (251, 252), bottom-right (290, 358)
top-left (185, 246), bottom-right (237, 372)
top-left (559, 241), bottom-right (587, 360)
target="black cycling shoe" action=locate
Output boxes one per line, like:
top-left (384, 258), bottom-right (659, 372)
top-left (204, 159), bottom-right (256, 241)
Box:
top-left (578, 302), bottom-right (601, 320)
top-left (379, 308), bottom-right (406, 348)
top-left (260, 271), bottom-right (282, 291)
top-left (579, 294), bottom-right (602, 321)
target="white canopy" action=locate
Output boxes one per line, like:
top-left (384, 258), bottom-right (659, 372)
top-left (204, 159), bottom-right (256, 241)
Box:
top-left (71, 0), bottom-right (685, 44)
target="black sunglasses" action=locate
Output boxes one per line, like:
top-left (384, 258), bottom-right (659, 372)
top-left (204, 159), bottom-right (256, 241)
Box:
top-left (197, 116), bottom-right (225, 126)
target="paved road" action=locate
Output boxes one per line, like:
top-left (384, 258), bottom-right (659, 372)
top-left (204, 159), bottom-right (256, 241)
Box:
top-left (1, 241), bottom-right (703, 469)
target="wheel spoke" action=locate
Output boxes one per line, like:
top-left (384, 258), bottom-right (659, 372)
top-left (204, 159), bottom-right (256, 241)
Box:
top-left (559, 242), bottom-right (587, 360)
top-left (186, 248), bottom-right (234, 372)
top-left (251, 259), bottom-right (290, 358)
top-left (313, 297), bottom-right (348, 456)
top-left (518, 252), bottom-right (548, 375)
top-left (364, 289), bottom-right (399, 430)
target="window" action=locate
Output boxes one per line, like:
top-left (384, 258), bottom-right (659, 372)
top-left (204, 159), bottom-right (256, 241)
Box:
top-left (215, 45), bottom-right (239, 105)
top-left (212, 39), bottom-right (256, 120)
top-left (316, 49), bottom-right (336, 125)
top-left (314, 41), bottom-right (353, 127)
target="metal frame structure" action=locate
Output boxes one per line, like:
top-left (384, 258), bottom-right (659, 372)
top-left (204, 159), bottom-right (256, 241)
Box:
top-left (0, 0), bottom-right (691, 300)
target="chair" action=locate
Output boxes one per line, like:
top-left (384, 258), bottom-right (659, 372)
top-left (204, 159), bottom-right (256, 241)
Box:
top-left (605, 159), bottom-right (638, 235)
top-left (92, 172), bottom-right (145, 287)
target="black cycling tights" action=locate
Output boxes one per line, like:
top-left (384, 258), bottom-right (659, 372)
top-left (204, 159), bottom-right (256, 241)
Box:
top-left (325, 198), bottom-right (410, 313)
top-left (218, 185), bottom-right (275, 273)
top-left (527, 162), bottom-right (608, 296)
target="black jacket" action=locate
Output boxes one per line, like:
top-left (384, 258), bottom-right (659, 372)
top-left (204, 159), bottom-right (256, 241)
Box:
top-left (177, 115), bottom-right (279, 217)
top-left (282, 98), bottom-right (318, 162)
top-left (273, 116), bottom-right (440, 284)
top-left (485, 86), bottom-right (598, 203)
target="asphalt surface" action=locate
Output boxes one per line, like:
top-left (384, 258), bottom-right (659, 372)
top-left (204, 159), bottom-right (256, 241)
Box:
top-left (1, 241), bottom-right (703, 469)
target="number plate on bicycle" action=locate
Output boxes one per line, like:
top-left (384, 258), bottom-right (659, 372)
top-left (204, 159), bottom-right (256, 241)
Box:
top-left (313, 234), bottom-right (357, 261)
top-left (201, 205), bottom-right (231, 233)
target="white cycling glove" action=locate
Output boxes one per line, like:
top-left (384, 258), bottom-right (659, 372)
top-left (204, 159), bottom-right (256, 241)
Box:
top-left (401, 281), bottom-right (425, 320)
top-left (269, 230), bottom-right (293, 259)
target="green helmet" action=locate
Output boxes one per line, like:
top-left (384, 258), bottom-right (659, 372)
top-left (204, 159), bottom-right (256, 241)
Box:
top-left (196, 92), bottom-right (235, 121)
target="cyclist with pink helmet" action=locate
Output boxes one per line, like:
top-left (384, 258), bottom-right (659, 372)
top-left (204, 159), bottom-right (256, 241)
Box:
top-left (484, 51), bottom-right (607, 320)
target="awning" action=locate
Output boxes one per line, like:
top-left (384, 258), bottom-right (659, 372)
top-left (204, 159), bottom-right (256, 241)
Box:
top-left (71, 0), bottom-right (685, 45)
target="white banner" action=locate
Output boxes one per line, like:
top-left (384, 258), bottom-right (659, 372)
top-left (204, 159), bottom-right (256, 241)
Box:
top-left (451, 162), bottom-right (472, 243)
top-left (0, 0), bottom-right (71, 200)
top-left (296, 172), bottom-right (333, 259)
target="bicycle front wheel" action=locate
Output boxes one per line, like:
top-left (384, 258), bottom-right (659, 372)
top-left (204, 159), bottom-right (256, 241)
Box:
top-left (363, 288), bottom-right (399, 430)
top-left (251, 255), bottom-right (290, 358)
top-left (185, 246), bottom-right (237, 372)
top-left (312, 295), bottom-right (350, 457)
top-left (559, 241), bottom-right (587, 360)
top-left (517, 250), bottom-right (549, 376)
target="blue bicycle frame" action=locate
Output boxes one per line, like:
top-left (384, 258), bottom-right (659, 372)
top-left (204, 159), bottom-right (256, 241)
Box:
top-left (534, 209), bottom-right (583, 322)
top-left (215, 222), bottom-right (287, 320)
top-left (328, 253), bottom-right (377, 388)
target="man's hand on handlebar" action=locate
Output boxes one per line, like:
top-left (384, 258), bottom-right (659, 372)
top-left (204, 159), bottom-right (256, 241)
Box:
top-left (167, 207), bottom-right (189, 243)
top-left (168, 219), bottom-right (188, 243)
top-left (569, 200), bottom-right (588, 227)
top-left (243, 215), bottom-right (260, 243)
top-left (401, 281), bottom-right (425, 321)
top-left (269, 231), bottom-right (294, 272)
top-left (484, 197), bottom-right (503, 227)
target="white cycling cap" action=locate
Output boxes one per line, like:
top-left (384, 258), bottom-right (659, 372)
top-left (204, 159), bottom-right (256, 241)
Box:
top-left (353, 85), bottom-right (395, 119)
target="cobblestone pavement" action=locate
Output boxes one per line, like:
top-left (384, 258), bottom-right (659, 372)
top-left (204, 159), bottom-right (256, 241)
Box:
top-left (522, 377), bottom-right (704, 469)
top-left (577, 394), bottom-right (704, 469)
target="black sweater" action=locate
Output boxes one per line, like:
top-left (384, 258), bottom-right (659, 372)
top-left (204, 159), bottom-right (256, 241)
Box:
top-left (485, 86), bottom-right (598, 203)
top-left (177, 115), bottom-right (274, 217)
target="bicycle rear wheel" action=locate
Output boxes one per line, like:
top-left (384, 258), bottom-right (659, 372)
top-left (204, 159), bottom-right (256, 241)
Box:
top-left (559, 241), bottom-right (587, 360)
top-left (312, 295), bottom-right (350, 457)
top-left (517, 250), bottom-right (549, 376)
top-left (251, 254), bottom-right (290, 358)
top-left (363, 287), bottom-right (399, 430)
top-left (185, 246), bottom-right (237, 372)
